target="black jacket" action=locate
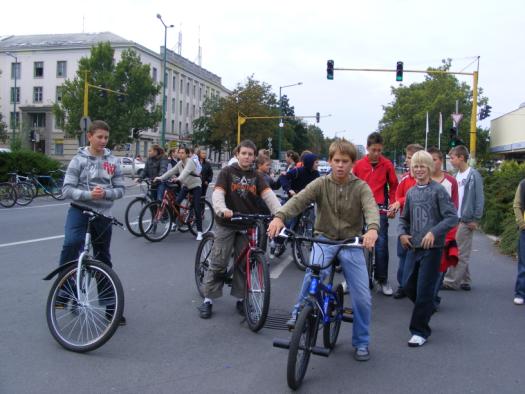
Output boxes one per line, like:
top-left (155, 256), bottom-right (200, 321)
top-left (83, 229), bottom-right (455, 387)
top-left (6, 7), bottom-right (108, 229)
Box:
top-left (141, 156), bottom-right (169, 180)
top-left (200, 159), bottom-right (213, 186)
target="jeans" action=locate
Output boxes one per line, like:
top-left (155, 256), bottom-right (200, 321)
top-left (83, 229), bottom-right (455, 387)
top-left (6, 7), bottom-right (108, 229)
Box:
top-left (396, 238), bottom-right (408, 288)
top-left (176, 186), bottom-right (202, 232)
top-left (293, 236), bottom-right (371, 348)
top-left (433, 272), bottom-right (446, 307)
top-left (404, 248), bottom-right (442, 339)
top-left (515, 230), bottom-right (525, 298)
top-left (59, 206), bottom-right (112, 267)
top-left (375, 214), bottom-right (390, 282)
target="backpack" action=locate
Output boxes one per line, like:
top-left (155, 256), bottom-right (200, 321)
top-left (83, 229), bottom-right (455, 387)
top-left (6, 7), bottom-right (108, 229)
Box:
top-left (191, 154), bottom-right (202, 176)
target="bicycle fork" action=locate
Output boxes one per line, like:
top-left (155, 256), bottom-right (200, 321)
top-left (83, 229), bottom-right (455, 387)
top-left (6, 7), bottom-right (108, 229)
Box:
top-left (75, 228), bottom-right (92, 307)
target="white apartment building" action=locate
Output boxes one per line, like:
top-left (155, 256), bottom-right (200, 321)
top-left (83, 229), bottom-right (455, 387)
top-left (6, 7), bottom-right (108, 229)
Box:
top-left (0, 32), bottom-right (229, 161)
top-left (490, 103), bottom-right (525, 160)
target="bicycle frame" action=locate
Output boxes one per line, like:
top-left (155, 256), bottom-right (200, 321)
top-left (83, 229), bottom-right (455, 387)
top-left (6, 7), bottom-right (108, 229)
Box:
top-left (158, 188), bottom-right (193, 223)
top-left (307, 274), bottom-right (342, 325)
top-left (234, 225), bottom-right (261, 289)
top-left (75, 215), bottom-right (95, 305)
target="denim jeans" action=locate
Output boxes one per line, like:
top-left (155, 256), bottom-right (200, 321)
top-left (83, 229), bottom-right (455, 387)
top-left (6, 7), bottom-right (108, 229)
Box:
top-left (515, 230), bottom-right (525, 298)
top-left (404, 248), bottom-right (442, 339)
top-left (59, 206), bottom-right (112, 267)
top-left (374, 214), bottom-right (390, 282)
top-left (397, 238), bottom-right (408, 288)
top-left (176, 186), bottom-right (202, 232)
top-left (293, 236), bottom-right (371, 348)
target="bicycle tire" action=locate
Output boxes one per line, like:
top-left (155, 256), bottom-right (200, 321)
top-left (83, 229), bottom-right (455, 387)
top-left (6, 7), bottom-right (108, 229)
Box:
top-left (0, 182), bottom-right (17, 208)
top-left (139, 200), bottom-right (173, 242)
top-left (124, 197), bottom-right (150, 237)
top-left (323, 283), bottom-right (344, 349)
top-left (14, 181), bottom-right (34, 206)
top-left (194, 232), bottom-right (215, 298)
top-left (188, 199), bottom-right (215, 235)
top-left (46, 260), bottom-right (124, 353)
top-left (287, 303), bottom-right (319, 390)
top-left (244, 251), bottom-right (270, 332)
top-left (292, 216), bottom-right (314, 271)
top-left (177, 198), bottom-right (191, 233)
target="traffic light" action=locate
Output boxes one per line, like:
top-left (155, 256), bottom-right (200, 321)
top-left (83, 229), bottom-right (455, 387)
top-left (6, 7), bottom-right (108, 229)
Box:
top-left (132, 128), bottom-right (140, 139)
top-left (316, 112), bottom-right (320, 123)
top-left (396, 61), bottom-right (403, 81)
top-left (448, 127), bottom-right (465, 148)
top-left (485, 105), bottom-right (492, 118)
top-left (479, 105), bottom-right (492, 120)
top-left (327, 60), bottom-right (334, 80)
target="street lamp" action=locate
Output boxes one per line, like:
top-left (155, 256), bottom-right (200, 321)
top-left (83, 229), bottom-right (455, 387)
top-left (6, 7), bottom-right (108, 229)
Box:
top-left (157, 13), bottom-right (174, 147)
top-left (278, 82), bottom-right (302, 159)
top-left (5, 52), bottom-right (18, 141)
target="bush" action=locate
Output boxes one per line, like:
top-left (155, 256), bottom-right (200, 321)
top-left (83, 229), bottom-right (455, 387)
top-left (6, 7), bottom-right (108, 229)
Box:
top-left (0, 150), bottom-right (62, 181)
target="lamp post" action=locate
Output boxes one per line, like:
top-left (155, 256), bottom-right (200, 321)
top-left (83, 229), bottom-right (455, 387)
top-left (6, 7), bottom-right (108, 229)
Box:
top-left (278, 82), bottom-right (302, 160)
top-left (5, 52), bottom-right (18, 141)
top-left (157, 13), bottom-right (174, 147)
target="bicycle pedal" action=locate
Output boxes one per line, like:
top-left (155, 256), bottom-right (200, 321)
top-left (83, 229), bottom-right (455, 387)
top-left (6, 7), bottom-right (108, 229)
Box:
top-left (311, 346), bottom-right (331, 357)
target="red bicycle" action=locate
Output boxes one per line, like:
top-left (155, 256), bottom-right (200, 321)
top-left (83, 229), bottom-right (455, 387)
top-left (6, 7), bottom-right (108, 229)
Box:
top-left (194, 213), bottom-right (272, 332)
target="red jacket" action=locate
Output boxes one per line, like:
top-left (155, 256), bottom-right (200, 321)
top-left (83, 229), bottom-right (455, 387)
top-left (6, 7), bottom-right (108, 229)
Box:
top-left (353, 155), bottom-right (398, 206)
top-left (395, 172), bottom-right (416, 211)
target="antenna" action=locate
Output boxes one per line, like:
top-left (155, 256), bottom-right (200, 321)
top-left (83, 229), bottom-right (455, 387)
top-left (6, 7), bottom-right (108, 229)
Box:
top-left (197, 25), bottom-right (202, 66)
top-left (177, 23), bottom-right (182, 55)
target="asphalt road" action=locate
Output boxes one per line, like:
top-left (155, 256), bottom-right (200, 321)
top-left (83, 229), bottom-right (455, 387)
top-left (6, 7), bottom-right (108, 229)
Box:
top-left (1, 185), bottom-right (524, 393)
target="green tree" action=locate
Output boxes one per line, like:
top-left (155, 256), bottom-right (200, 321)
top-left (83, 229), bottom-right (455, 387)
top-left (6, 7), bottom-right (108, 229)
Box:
top-left (53, 42), bottom-right (161, 147)
top-left (0, 113), bottom-right (7, 144)
top-left (378, 59), bottom-right (489, 159)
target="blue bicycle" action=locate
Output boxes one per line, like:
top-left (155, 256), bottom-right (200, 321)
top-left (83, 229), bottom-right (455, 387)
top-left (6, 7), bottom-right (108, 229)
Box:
top-left (273, 229), bottom-right (363, 390)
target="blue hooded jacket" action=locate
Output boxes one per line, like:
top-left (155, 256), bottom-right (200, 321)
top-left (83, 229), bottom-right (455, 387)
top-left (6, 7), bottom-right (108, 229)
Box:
top-left (281, 153), bottom-right (320, 194)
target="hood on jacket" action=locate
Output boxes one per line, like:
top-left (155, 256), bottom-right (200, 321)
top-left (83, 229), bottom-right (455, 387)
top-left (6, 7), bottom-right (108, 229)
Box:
top-left (78, 146), bottom-right (112, 159)
top-left (303, 153), bottom-right (319, 171)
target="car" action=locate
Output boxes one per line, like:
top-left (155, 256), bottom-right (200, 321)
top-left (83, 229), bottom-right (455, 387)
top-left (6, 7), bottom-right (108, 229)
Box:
top-left (0, 147), bottom-right (12, 153)
top-left (317, 160), bottom-right (331, 175)
top-left (116, 156), bottom-right (145, 177)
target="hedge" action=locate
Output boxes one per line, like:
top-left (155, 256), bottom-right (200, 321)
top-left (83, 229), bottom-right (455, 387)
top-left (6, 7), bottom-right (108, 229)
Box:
top-left (0, 150), bottom-right (62, 181)
top-left (480, 160), bottom-right (525, 255)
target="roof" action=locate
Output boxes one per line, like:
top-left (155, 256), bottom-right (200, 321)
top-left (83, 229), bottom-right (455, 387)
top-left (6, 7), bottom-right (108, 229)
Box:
top-left (0, 32), bottom-right (132, 51)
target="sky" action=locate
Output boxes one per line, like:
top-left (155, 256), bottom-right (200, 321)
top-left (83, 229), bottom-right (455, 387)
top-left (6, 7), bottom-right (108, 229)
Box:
top-left (2, 0), bottom-right (524, 146)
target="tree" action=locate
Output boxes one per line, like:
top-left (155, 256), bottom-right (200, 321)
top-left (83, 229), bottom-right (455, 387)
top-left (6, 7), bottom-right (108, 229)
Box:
top-left (0, 113), bottom-right (7, 144)
top-left (378, 59), bottom-right (489, 160)
top-left (53, 42), bottom-right (161, 147)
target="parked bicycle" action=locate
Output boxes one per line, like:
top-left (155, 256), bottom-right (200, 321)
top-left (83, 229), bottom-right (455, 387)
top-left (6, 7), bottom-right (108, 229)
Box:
top-left (43, 202), bottom-right (125, 353)
top-left (24, 169), bottom-right (65, 200)
top-left (273, 228), bottom-right (363, 390)
top-left (7, 172), bottom-right (36, 206)
top-left (194, 213), bottom-right (272, 332)
top-left (0, 182), bottom-right (17, 208)
top-left (138, 185), bottom-right (214, 242)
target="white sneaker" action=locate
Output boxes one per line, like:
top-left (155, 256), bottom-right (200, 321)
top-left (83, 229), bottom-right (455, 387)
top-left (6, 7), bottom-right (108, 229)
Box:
top-left (408, 335), bottom-right (427, 347)
top-left (513, 296), bottom-right (524, 305)
top-left (380, 281), bottom-right (393, 296)
top-left (196, 232), bottom-right (203, 241)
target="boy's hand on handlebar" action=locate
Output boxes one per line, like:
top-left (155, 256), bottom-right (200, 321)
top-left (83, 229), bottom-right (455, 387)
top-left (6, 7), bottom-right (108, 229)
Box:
top-left (153, 176), bottom-right (162, 183)
top-left (267, 217), bottom-right (285, 239)
top-left (363, 229), bottom-right (378, 251)
top-left (222, 209), bottom-right (233, 219)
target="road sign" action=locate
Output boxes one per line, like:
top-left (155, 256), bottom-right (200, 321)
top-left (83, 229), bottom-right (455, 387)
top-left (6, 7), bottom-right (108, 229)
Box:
top-left (451, 113), bottom-right (463, 126)
top-left (79, 116), bottom-right (92, 132)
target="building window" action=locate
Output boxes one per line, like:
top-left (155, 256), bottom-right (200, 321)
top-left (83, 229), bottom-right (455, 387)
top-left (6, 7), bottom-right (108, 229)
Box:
top-left (185, 122), bottom-right (189, 133)
top-left (11, 62), bottom-right (21, 80)
top-left (56, 61), bottom-right (67, 78)
top-left (186, 103), bottom-right (189, 116)
top-left (10, 87), bottom-right (20, 103)
top-left (172, 75), bottom-right (176, 90)
top-left (193, 84), bottom-right (196, 98)
top-left (152, 67), bottom-right (158, 82)
top-left (171, 98), bottom-right (176, 113)
top-left (178, 121), bottom-right (182, 134)
top-left (179, 100), bottom-right (183, 115)
top-left (32, 113), bottom-right (46, 128)
top-left (171, 119), bottom-right (175, 133)
top-left (56, 86), bottom-right (64, 102)
top-left (34, 61), bottom-right (44, 78)
top-left (200, 86), bottom-right (202, 100)
top-left (54, 142), bottom-right (64, 156)
top-left (33, 87), bottom-right (43, 103)
top-left (186, 81), bottom-right (190, 95)
top-left (55, 113), bottom-right (64, 129)
top-left (192, 105), bottom-right (195, 118)
top-left (10, 112), bottom-right (20, 129)
top-left (180, 77), bottom-right (184, 93)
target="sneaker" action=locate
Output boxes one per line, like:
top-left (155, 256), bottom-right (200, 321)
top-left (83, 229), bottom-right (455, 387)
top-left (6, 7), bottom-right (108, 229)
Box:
top-left (393, 287), bottom-right (406, 299)
top-left (513, 296), bottom-right (524, 305)
top-left (408, 335), bottom-right (427, 347)
top-left (196, 232), bottom-right (203, 241)
top-left (380, 281), bottom-right (393, 296)
top-left (353, 346), bottom-right (370, 361)
top-left (460, 283), bottom-right (471, 291)
top-left (236, 299), bottom-right (245, 316)
top-left (198, 301), bottom-right (212, 319)
top-left (286, 312), bottom-right (298, 329)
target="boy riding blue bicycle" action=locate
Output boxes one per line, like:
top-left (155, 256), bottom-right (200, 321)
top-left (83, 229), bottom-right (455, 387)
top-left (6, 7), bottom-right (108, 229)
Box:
top-left (268, 139), bottom-right (379, 361)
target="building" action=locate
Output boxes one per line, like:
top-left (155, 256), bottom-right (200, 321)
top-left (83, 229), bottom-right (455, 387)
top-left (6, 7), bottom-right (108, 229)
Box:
top-left (0, 32), bottom-right (230, 161)
top-left (490, 103), bottom-right (525, 161)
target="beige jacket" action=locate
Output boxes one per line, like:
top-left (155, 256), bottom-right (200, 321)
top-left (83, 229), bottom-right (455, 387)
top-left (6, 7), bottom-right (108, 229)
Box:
top-left (275, 173), bottom-right (380, 240)
top-left (513, 182), bottom-right (525, 230)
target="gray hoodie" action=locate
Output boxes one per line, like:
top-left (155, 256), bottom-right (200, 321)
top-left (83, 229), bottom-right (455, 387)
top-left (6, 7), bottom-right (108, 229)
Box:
top-left (459, 167), bottom-right (484, 223)
top-left (62, 147), bottom-right (126, 214)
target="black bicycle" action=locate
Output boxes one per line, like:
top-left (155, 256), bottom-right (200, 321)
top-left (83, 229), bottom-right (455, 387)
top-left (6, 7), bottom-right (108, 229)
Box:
top-left (43, 203), bottom-right (125, 353)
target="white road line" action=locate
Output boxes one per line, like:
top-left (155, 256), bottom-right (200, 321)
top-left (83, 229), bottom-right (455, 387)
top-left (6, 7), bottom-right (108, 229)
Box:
top-left (0, 235), bottom-right (64, 248)
top-left (270, 256), bottom-right (293, 279)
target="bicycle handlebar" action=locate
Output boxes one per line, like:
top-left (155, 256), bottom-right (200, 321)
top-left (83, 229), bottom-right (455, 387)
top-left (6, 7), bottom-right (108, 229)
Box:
top-left (278, 227), bottom-right (363, 247)
top-left (70, 202), bottom-right (124, 227)
top-left (230, 212), bottom-right (273, 222)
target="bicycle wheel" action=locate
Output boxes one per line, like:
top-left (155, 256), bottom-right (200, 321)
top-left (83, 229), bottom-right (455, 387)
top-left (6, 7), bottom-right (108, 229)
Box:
top-left (365, 249), bottom-right (375, 289)
top-left (244, 251), bottom-right (270, 332)
top-left (195, 232), bottom-right (215, 298)
top-left (139, 200), bottom-right (173, 242)
top-left (0, 183), bottom-right (16, 208)
top-left (292, 216), bottom-right (314, 271)
top-left (124, 197), bottom-right (150, 237)
top-left (177, 199), bottom-right (191, 233)
top-left (14, 181), bottom-right (34, 206)
top-left (287, 304), bottom-right (319, 390)
top-left (46, 260), bottom-right (124, 353)
top-left (323, 283), bottom-right (344, 349)
top-left (49, 178), bottom-right (66, 200)
top-left (188, 199), bottom-right (215, 235)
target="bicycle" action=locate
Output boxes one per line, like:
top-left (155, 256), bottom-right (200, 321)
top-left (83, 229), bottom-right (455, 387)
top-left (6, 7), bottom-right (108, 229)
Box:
top-left (25, 169), bottom-right (66, 200)
top-left (272, 228), bottom-right (363, 390)
top-left (194, 213), bottom-right (272, 332)
top-left (7, 172), bottom-right (36, 206)
top-left (124, 179), bottom-right (156, 236)
top-left (138, 185), bottom-right (214, 242)
top-left (43, 202), bottom-right (125, 353)
top-left (0, 182), bottom-right (17, 208)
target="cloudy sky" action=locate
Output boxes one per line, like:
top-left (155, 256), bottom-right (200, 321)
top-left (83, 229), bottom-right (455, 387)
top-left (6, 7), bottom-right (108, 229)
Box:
top-left (2, 0), bottom-right (523, 145)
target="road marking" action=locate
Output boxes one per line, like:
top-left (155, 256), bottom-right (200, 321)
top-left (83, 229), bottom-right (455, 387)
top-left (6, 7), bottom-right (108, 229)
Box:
top-left (270, 256), bottom-right (293, 279)
top-left (0, 235), bottom-right (65, 248)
